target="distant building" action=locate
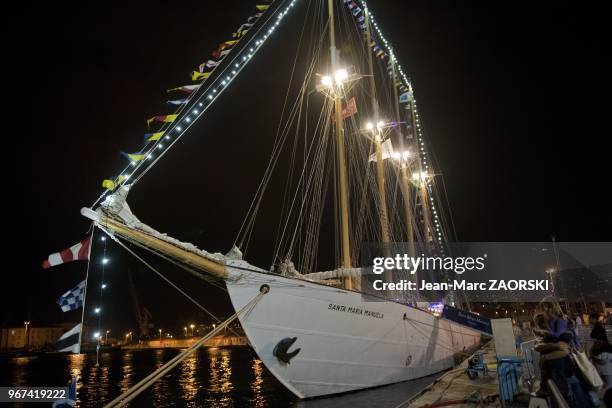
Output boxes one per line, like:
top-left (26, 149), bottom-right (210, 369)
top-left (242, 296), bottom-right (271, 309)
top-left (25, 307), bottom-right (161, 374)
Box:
top-left (0, 326), bottom-right (65, 350)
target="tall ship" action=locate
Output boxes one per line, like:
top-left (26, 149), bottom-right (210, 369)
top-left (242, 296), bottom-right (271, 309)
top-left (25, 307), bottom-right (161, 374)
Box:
top-left (76, 0), bottom-right (481, 399)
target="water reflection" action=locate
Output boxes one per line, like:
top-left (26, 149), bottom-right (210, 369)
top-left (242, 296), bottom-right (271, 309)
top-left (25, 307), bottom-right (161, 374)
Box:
top-left (250, 358), bottom-right (267, 407)
top-left (119, 351), bottom-right (134, 393)
top-left (152, 349), bottom-right (172, 406)
top-left (207, 347), bottom-right (233, 407)
top-left (179, 353), bottom-right (199, 406)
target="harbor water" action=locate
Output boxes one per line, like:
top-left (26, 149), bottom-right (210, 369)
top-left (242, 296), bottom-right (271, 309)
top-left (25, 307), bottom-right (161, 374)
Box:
top-left (0, 347), bottom-right (441, 407)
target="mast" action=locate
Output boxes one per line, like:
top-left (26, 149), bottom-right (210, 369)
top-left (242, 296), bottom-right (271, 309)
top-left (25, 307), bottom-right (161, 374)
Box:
top-left (364, 6), bottom-right (391, 247)
top-left (328, 0), bottom-right (352, 288)
top-left (389, 52), bottom-right (415, 259)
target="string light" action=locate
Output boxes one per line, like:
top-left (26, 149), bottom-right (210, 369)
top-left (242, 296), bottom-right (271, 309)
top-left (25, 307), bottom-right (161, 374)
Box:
top-left (92, 0), bottom-right (300, 199)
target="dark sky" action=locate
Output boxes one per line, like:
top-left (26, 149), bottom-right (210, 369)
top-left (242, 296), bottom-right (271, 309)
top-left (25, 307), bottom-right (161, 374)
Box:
top-left (5, 0), bottom-right (608, 334)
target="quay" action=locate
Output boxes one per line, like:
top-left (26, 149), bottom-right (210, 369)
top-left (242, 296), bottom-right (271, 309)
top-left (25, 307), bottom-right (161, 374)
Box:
top-left (122, 335), bottom-right (248, 350)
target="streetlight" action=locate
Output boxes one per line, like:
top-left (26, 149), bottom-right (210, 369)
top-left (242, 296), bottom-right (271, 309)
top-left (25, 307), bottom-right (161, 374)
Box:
top-left (23, 321), bottom-right (30, 349)
top-left (158, 329), bottom-right (162, 342)
top-left (184, 327), bottom-right (188, 337)
top-left (105, 330), bottom-right (110, 344)
top-left (189, 324), bottom-right (195, 337)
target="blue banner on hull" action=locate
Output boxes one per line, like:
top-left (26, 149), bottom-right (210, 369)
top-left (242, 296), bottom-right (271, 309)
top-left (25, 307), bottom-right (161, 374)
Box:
top-left (441, 305), bottom-right (492, 335)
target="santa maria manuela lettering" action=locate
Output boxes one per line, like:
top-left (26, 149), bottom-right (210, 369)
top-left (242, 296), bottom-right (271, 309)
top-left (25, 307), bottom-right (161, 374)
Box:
top-left (328, 303), bottom-right (384, 319)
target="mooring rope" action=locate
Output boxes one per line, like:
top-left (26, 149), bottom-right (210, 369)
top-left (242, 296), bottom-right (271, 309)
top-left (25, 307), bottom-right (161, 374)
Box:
top-left (103, 286), bottom-right (268, 408)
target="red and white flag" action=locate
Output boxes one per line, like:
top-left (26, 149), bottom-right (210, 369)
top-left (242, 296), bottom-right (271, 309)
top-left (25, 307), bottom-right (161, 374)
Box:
top-left (42, 236), bottom-right (91, 269)
top-left (331, 97), bottom-right (358, 123)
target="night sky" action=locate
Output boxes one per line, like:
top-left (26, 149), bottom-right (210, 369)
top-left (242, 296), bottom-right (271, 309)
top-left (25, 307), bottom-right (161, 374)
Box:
top-left (5, 1), bottom-right (608, 335)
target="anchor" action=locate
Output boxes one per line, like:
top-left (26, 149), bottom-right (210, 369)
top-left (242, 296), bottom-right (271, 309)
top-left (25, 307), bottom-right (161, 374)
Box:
top-left (273, 337), bottom-right (301, 364)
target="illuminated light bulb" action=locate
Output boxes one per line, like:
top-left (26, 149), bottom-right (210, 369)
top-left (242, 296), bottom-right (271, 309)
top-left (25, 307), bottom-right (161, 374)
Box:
top-left (235, 63), bottom-right (239, 68)
top-left (208, 95), bottom-right (213, 100)
top-left (176, 126), bottom-right (182, 131)
top-left (334, 68), bottom-right (348, 84)
top-left (377, 120), bottom-right (385, 129)
top-left (165, 136), bottom-right (170, 140)
top-left (225, 76), bottom-right (230, 81)
top-left (185, 117), bottom-right (191, 122)
top-left (94, 307), bottom-right (101, 314)
top-left (102, 258), bottom-right (109, 264)
top-left (101, 283), bottom-right (107, 289)
top-left (157, 144), bottom-right (163, 149)
top-left (198, 102), bottom-right (203, 107)
top-left (365, 122), bottom-right (374, 130)
top-left (131, 162), bottom-right (137, 166)
top-left (94, 332), bottom-right (100, 339)
top-left (192, 109), bottom-right (198, 114)
top-left (147, 154), bottom-right (152, 159)
top-left (221, 81), bottom-right (226, 85)
top-left (100, 236), bottom-right (106, 241)
top-left (321, 76), bottom-right (332, 87)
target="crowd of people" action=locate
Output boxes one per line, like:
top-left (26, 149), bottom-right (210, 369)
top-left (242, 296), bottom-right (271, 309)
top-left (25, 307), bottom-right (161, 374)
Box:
top-left (529, 305), bottom-right (611, 407)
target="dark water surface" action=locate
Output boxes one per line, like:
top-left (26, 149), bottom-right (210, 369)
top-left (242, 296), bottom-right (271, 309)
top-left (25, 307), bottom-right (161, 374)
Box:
top-left (0, 347), bottom-right (439, 407)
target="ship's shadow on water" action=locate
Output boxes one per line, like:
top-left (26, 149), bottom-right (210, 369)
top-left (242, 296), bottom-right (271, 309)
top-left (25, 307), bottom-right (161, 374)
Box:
top-left (0, 347), bottom-right (441, 407)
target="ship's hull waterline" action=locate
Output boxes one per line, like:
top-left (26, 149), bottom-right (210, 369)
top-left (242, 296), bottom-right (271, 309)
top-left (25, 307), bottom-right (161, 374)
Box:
top-left (225, 262), bottom-right (481, 399)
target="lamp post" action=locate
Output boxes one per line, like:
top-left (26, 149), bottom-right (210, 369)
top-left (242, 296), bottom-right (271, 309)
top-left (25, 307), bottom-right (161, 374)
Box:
top-left (184, 327), bottom-right (188, 337)
top-left (23, 321), bottom-right (30, 350)
top-left (189, 324), bottom-right (195, 337)
top-left (158, 329), bottom-right (162, 343)
top-left (105, 330), bottom-right (110, 344)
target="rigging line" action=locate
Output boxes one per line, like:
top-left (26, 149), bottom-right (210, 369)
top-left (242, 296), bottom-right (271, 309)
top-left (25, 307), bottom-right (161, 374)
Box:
top-left (103, 288), bottom-right (267, 408)
top-left (98, 226), bottom-right (227, 325)
top-left (117, 235), bottom-right (228, 293)
top-left (242, 5), bottom-right (329, 253)
top-left (132, 0), bottom-right (294, 185)
top-left (235, 0), bottom-right (315, 249)
top-left (95, 0), bottom-right (296, 205)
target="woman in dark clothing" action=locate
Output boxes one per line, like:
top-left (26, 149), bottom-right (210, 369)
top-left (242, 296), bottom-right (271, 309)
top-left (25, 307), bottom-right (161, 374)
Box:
top-left (590, 313), bottom-right (608, 343)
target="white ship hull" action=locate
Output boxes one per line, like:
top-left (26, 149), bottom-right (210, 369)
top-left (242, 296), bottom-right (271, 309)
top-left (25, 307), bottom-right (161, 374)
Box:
top-left (226, 261), bottom-right (481, 399)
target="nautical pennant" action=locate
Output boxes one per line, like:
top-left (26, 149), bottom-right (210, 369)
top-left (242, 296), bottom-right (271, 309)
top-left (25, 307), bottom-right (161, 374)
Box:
top-left (331, 97), bottom-right (358, 123)
top-left (121, 152), bottom-right (145, 162)
top-left (247, 13), bottom-right (262, 23)
top-left (191, 71), bottom-right (211, 81)
top-left (368, 139), bottom-right (395, 162)
top-left (102, 175), bottom-right (126, 191)
top-left (167, 84), bottom-right (200, 93)
top-left (399, 91), bottom-right (413, 103)
top-left (56, 280), bottom-right (86, 312)
top-left (42, 236), bottom-right (91, 269)
top-left (144, 131), bottom-right (165, 141)
top-left (146, 114), bottom-right (177, 128)
top-left (211, 49), bottom-right (231, 60)
top-left (218, 40), bottom-right (238, 51)
top-left (55, 323), bottom-right (82, 353)
top-left (199, 60), bottom-right (220, 72)
top-left (167, 99), bottom-right (189, 105)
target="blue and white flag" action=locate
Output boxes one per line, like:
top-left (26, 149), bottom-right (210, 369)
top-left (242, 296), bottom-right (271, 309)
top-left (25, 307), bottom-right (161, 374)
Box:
top-left (55, 323), bottom-right (82, 354)
top-left (56, 280), bottom-right (85, 312)
top-left (399, 91), bottom-right (413, 104)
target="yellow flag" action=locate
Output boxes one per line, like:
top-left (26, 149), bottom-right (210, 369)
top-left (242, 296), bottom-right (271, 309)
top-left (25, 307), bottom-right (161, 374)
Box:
top-left (102, 179), bottom-right (116, 190)
top-left (146, 131), bottom-right (165, 141)
top-left (256, 5), bottom-right (269, 11)
top-left (191, 71), bottom-right (211, 81)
